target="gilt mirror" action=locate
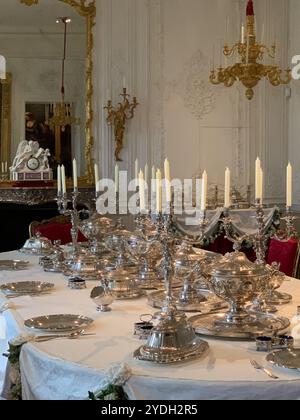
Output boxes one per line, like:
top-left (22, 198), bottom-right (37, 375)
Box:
top-left (0, 0), bottom-right (95, 183)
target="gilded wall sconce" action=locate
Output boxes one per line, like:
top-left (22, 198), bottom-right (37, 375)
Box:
top-left (104, 88), bottom-right (139, 161)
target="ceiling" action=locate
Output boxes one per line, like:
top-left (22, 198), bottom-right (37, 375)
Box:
top-left (0, 0), bottom-right (85, 33)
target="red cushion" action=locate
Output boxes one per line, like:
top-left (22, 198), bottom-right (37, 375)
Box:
top-left (33, 222), bottom-right (88, 246)
top-left (267, 237), bottom-right (299, 277)
top-left (206, 233), bottom-right (256, 261)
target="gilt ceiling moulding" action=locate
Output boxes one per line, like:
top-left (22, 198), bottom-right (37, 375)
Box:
top-left (20, 0), bottom-right (96, 185)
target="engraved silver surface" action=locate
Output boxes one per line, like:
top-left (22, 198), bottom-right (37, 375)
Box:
top-left (0, 281), bottom-right (54, 295)
top-left (134, 337), bottom-right (209, 364)
top-left (189, 312), bottom-right (290, 340)
top-left (24, 314), bottom-right (94, 333)
top-left (208, 252), bottom-right (269, 325)
top-left (266, 348), bottom-right (300, 371)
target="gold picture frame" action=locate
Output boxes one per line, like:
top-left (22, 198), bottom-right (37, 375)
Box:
top-left (20, 0), bottom-right (96, 185)
top-left (0, 73), bottom-right (12, 165)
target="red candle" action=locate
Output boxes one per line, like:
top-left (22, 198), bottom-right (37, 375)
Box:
top-left (246, 0), bottom-right (254, 16)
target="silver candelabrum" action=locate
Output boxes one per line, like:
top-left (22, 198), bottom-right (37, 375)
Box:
top-left (57, 189), bottom-right (81, 255)
top-left (282, 206), bottom-right (298, 239)
top-left (222, 201), bottom-right (267, 264)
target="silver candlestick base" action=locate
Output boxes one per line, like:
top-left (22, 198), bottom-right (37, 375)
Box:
top-left (134, 211), bottom-right (209, 364)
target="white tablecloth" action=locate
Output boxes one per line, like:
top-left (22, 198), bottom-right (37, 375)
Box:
top-left (1, 251), bottom-right (300, 400)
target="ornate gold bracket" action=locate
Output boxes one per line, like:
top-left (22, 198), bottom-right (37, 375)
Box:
top-left (104, 88), bottom-right (139, 162)
top-left (20, 0), bottom-right (96, 185)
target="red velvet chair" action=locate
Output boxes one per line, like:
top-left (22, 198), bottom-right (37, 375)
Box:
top-left (206, 232), bottom-right (256, 261)
top-left (30, 216), bottom-right (88, 245)
top-left (266, 237), bottom-right (300, 278)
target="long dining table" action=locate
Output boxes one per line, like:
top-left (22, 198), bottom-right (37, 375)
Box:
top-left (1, 250), bottom-right (300, 401)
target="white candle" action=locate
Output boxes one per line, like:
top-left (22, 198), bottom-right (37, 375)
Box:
top-left (57, 165), bottom-right (61, 194)
top-left (123, 76), bottom-right (126, 89)
top-left (164, 158), bottom-right (171, 203)
top-left (139, 170), bottom-right (146, 211)
top-left (115, 164), bottom-right (119, 193)
top-left (72, 158), bottom-right (78, 190)
top-left (94, 163), bottom-right (100, 186)
top-left (255, 157), bottom-right (261, 200)
top-left (287, 162), bottom-right (293, 208)
top-left (61, 165), bottom-right (66, 194)
top-left (4, 161), bottom-right (7, 173)
top-left (156, 169), bottom-right (162, 213)
top-left (241, 25), bottom-right (245, 44)
top-left (135, 158), bottom-right (139, 180)
top-left (152, 166), bottom-right (156, 192)
top-left (224, 167), bottom-right (231, 208)
top-left (144, 163), bottom-right (149, 188)
top-left (201, 170), bottom-right (208, 211)
top-left (259, 168), bottom-right (263, 203)
top-left (1, 162), bottom-right (4, 173)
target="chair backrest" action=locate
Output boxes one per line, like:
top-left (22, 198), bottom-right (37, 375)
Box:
top-left (266, 237), bottom-right (300, 278)
top-left (29, 215), bottom-right (87, 245)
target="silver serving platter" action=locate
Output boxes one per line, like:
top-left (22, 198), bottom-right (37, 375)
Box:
top-left (133, 337), bottom-right (209, 364)
top-left (0, 260), bottom-right (29, 270)
top-left (266, 292), bottom-right (293, 306)
top-left (24, 314), bottom-right (94, 333)
top-left (0, 281), bottom-right (54, 295)
top-left (189, 312), bottom-right (290, 340)
top-left (266, 348), bottom-right (300, 371)
top-left (147, 290), bottom-right (228, 313)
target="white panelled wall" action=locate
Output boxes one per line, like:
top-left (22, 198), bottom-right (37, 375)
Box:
top-left (289, 0), bottom-right (300, 211)
top-left (94, 0), bottom-right (291, 205)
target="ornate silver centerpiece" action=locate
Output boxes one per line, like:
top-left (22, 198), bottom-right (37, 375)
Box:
top-left (189, 251), bottom-right (290, 340)
top-left (79, 214), bottom-right (115, 256)
top-left (148, 240), bottom-right (227, 313)
top-left (127, 214), bottom-right (164, 289)
top-left (63, 253), bottom-right (102, 281)
top-left (104, 220), bottom-right (137, 273)
top-left (134, 213), bottom-right (209, 363)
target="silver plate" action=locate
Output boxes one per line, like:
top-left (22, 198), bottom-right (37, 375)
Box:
top-left (266, 348), bottom-right (300, 371)
top-left (133, 337), bottom-right (209, 364)
top-left (189, 312), bottom-right (290, 340)
top-left (0, 281), bottom-right (54, 295)
top-left (24, 314), bottom-right (94, 333)
top-left (148, 290), bottom-right (228, 313)
top-left (0, 260), bottom-right (29, 270)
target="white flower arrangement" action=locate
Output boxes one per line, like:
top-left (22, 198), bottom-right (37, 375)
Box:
top-left (9, 333), bottom-right (35, 347)
top-left (104, 363), bottom-right (132, 387)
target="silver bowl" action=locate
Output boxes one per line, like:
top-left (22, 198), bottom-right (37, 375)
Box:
top-left (90, 286), bottom-right (114, 312)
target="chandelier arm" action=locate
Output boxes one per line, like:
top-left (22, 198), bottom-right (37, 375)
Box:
top-left (209, 71), bottom-right (222, 85)
top-left (223, 43), bottom-right (241, 58)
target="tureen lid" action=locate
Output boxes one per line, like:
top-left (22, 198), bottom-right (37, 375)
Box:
top-left (23, 232), bottom-right (53, 250)
top-left (212, 252), bottom-right (267, 277)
